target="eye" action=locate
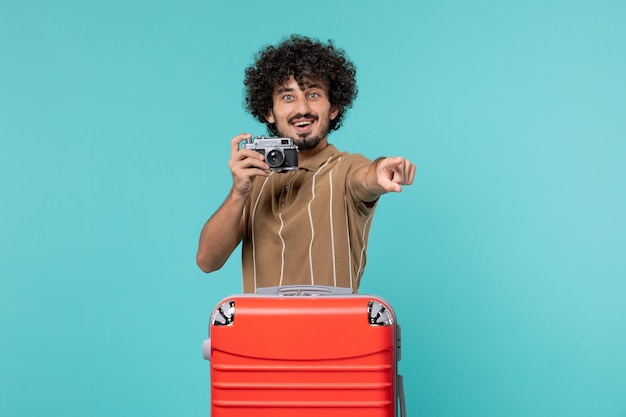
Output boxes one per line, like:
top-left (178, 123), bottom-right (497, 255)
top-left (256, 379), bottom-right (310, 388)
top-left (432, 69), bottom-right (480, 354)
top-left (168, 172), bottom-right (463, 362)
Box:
top-left (281, 94), bottom-right (294, 102)
top-left (308, 91), bottom-right (321, 99)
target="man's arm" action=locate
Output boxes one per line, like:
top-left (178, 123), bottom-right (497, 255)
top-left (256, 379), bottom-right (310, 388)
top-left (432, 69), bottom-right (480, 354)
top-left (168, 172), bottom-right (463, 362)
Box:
top-left (196, 134), bottom-right (270, 273)
top-left (196, 190), bottom-right (246, 273)
top-left (351, 156), bottom-right (416, 204)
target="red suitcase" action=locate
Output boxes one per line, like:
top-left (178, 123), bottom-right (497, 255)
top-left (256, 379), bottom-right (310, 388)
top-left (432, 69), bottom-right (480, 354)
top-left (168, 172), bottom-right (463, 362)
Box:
top-left (202, 285), bottom-right (406, 417)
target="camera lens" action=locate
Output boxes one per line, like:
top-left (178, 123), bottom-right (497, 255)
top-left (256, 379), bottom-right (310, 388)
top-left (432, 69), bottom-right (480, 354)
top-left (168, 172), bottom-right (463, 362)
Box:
top-left (266, 149), bottom-right (284, 167)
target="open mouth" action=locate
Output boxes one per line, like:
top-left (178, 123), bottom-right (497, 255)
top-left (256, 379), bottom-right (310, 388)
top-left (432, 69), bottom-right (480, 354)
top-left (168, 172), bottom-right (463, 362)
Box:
top-left (291, 117), bottom-right (316, 133)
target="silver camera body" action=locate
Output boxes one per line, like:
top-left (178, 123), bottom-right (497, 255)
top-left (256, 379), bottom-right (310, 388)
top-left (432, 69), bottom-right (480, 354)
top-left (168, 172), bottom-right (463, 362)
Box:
top-left (242, 136), bottom-right (299, 171)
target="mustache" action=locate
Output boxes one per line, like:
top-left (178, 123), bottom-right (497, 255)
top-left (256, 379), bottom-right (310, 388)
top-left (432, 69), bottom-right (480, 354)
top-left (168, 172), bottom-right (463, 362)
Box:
top-left (288, 113), bottom-right (319, 124)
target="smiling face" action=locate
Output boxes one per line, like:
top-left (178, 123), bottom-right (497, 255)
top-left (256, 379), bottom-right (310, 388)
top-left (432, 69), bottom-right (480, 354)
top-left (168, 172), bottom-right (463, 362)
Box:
top-left (265, 76), bottom-right (339, 153)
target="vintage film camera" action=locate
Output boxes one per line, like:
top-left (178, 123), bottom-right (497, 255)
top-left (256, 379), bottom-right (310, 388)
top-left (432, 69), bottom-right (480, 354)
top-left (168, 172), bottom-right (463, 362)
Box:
top-left (242, 136), bottom-right (299, 171)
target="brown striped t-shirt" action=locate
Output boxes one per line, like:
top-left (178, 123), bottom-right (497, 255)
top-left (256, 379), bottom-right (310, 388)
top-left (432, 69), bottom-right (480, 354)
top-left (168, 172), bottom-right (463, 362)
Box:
top-left (241, 144), bottom-right (377, 293)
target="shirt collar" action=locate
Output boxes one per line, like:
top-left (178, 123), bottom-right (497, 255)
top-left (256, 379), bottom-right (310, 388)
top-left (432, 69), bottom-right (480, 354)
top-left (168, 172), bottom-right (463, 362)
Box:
top-left (298, 144), bottom-right (340, 172)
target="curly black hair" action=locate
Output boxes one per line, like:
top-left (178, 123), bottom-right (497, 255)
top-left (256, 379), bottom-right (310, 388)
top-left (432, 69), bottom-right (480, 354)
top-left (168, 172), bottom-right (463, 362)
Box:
top-left (244, 34), bottom-right (358, 136)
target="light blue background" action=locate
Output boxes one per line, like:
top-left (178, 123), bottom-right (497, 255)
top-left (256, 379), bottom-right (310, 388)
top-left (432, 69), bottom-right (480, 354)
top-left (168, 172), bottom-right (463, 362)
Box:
top-left (1, 1), bottom-right (625, 416)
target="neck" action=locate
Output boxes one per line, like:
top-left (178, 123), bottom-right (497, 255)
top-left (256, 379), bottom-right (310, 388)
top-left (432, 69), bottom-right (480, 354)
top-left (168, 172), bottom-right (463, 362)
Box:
top-left (298, 139), bottom-right (329, 165)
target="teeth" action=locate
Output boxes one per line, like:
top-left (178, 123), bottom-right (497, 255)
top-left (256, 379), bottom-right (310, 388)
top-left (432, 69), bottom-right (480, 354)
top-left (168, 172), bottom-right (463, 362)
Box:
top-left (295, 121), bottom-right (311, 127)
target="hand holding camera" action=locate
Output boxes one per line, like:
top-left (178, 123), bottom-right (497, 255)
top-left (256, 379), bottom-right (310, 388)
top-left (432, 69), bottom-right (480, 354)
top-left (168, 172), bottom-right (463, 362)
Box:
top-left (241, 136), bottom-right (299, 172)
top-left (228, 134), bottom-right (300, 198)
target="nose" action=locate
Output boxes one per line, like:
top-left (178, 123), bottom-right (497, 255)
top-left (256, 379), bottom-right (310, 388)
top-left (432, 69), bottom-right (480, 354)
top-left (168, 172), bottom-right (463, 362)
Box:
top-left (295, 93), bottom-right (311, 115)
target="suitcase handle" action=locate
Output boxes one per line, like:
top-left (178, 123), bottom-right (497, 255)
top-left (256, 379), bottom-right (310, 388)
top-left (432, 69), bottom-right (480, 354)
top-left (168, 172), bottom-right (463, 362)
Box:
top-left (255, 285), bottom-right (354, 296)
top-left (397, 374), bottom-right (406, 417)
top-left (202, 338), bottom-right (211, 361)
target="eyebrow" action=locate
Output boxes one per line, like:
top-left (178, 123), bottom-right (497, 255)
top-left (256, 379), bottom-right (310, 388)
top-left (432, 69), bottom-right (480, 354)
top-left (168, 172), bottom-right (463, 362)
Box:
top-left (276, 82), bottom-right (325, 94)
top-left (276, 86), bottom-right (296, 94)
top-left (302, 82), bottom-right (324, 90)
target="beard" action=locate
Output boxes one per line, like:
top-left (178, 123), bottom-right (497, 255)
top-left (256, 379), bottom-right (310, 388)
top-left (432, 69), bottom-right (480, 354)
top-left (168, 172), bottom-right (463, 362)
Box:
top-left (275, 113), bottom-right (331, 151)
top-left (291, 133), bottom-right (324, 151)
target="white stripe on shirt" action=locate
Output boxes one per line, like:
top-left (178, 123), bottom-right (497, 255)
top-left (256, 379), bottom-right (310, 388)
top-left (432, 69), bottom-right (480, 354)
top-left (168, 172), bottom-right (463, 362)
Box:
top-left (251, 175), bottom-right (271, 292)
top-left (278, 212), bottom-right (286, 286)
top-left (307, 156), bottom-right (333, 284)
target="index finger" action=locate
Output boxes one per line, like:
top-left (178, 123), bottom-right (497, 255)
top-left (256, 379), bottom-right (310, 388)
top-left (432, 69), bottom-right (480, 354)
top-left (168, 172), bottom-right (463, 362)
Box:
top-left (230, 133), bottom-right (252, 156)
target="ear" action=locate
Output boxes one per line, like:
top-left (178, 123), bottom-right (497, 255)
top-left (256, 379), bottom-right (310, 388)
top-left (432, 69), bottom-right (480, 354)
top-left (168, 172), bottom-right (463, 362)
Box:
top-left (265, 109), bottom-right (275, 124)
top-left (330, 105), bottom-right (340, 120)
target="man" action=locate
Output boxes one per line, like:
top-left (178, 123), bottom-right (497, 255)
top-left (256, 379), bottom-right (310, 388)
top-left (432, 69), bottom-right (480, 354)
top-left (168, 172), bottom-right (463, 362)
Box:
top-left (197, 35), bottom-right (415, 293)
